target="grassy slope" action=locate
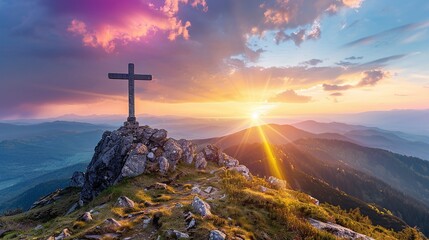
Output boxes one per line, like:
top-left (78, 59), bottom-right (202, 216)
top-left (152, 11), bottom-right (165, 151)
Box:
top-left (0, 163), bottom-right (424, 240)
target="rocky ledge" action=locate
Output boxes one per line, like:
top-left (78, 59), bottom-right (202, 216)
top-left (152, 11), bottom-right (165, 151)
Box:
top-left (78, 125), bottom-right (250, 204)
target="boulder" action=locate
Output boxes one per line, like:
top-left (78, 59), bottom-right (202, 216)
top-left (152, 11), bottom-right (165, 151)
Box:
top-left (79, 212), bottom-right (93, 222)
top-left (191, 196), bottom-right (212, 217)
top-left (119, 143), bottom-right (148, 179)
top-left (103, 218), bottom-right (122, 232)
top-left (194, 152), bottom-right (207, 170)
top-left (155, 182), bottom-right (168, 190)
top-left (203, 144), bottom-right (220, 162)
top-left (267, 176), bottom-right (287, 189)
top-left (163, 139), bottom-right (183, 165)
top-left (229, 165), bottom-right (251, 179)
top-left (70, 171), bottom-right (85, 187)
top-left (219, 153), bottom-right (239, 167)
top-left (178, 139), bottom-right (196, 164)
top-left (150, 129), bottom-right (168, 145)
top-left (55, 228), bottom-right (71, 240)
top-left (116, 196), bottom-right (135, 208)
top-left (166, 229), bottom-right (190, 239)
top-left (209, 230), bottom-right (226, 240)
top-left (309, 218), bottom-right (374, 240)
top-left (158, 156), bottom-right (170, 175)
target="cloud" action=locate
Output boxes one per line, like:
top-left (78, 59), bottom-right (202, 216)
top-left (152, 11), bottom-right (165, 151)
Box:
top-left (335, 61), bottom-right (357, 67)
top-left (268, 90), bottom-right (311, 103)
top-left (323, 70), bottom-right (388, 91)
top-left (301, 59), bottom-right (323, 66)
top-left (330, 92), bottom-right (343, 96)
top-left (344, 20), bottom-right (429, 47)
top-left (345, 56), bottom-right (363, 60)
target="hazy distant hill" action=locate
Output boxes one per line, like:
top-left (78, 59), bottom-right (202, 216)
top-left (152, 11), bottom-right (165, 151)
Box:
top-left (292, 120), bottom-right (429, 160)
top-left (0, 121), bottom-right (112, 213)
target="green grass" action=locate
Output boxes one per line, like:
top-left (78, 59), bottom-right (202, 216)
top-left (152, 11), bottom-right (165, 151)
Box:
top-left (0, 162), bottom-right (426, 240)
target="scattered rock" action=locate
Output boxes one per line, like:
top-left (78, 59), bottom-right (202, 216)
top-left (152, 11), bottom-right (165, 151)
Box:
top-left (55, 228), bottom-right (71, 240)
top-left (219, 153), bottom-right (239, 167)
top-left (158, 156), bottom-right (170, 175)
top-left (309, 218), bottom-right (374, 240)
top-left (34, 224), bottom-right (44, 230)
top-left (267, 176), bottom-right (287, 189)
top-left (166, 229), bottom-right (190, 239)
top-left (191, 186), bottom-right (202, 194)
top-left (192, 196), bottom-right (212, 217)
top-left (103, 218), bottom-right (122, 232)
top-left (209, 230), bottom-right (226, 240)
top-left (79, 212), bottom-right (93, 222)
top-left (258, 185), bottom-right (268, 193)
top-left (65, 202), bottom-right (79, 215)
top-left (204, 186), bottom-right (213, 194)
top-left (229, 165), bottom-right (251, 179)
top-left (186, 218), bottom-right (196, 230)
top-left (309, 196), bottom-right (320, 206)
top-left (70, 171), bottom-right (85, 187)
top-left (116, 196), bottom-right (135, 208)
top-left (154, 182), bottom-right (168, 190)
top-left (178, 139), bottom-right (196, 164)
top-left (30, 189), bottom-right (63, 209)
top-left (142, 217), bottom-right (152, 228)
top-left (194, 152), bottom-right (207, 169)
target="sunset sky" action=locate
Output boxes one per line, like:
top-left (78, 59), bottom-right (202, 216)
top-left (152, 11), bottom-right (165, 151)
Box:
top-left (1, 0), bottom-right (428, 120)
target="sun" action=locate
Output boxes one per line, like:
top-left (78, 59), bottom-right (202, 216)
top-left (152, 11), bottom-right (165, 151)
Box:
top-left (251, 112), bottom-right (260, 120)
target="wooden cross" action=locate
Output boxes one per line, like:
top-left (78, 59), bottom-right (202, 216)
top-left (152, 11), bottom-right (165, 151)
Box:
top-left (108, 63), bottom-right (152, 125)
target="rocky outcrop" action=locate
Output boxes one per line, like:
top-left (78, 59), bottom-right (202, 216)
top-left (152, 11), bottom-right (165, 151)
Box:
top-left (115, 196), bottom-right (135, 208)
top-left (70, 171), bottom-right (85, 187)
top-left (79, 125), bottom-right (251, 204)
top-left (30, 189), bottom-right (63, 209)
top-left (309, 218), bottom-right (374, 240)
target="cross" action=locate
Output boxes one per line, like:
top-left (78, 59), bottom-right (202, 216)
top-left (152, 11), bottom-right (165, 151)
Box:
top-left (108, 63), bottom-right (152, 127)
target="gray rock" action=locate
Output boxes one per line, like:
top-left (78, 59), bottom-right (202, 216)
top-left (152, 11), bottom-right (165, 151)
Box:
top-left (70, 171), bottom-right (85, 187)
top-left (79, 212), bottom-right (93, 222)
top-left (119, 143), bottom-right (148, 179)
top-left (178, 139), bottom-right (196, 164)
top-left (55, 228), bottom-right (71, 240)
top-left (65, 202), bottom-right (79, 215)
top-left (194, 152), bottom-right (207, 169)
top-left (209, 230), bottom-right (226, 240)
top-left (191, 196), bottom-right (212, 217)
top-left (116, 196), bottom-right (135, 208)
top-left (309, 218), bottom-right (374, 240)
top-left (158, 156), bottom-right (170, 175)
top-left (204, 186), bottom-right (213, 194)
top-left (150, 129), bottom-right (168, 144)
top-left (203, 144), bottom-right (220, 162)
top-left (163, 139), bottom-right (183, 165)
top-left (229, 165), bottom-right (251, 179)
top-left (155, 182), bottom-right (168, 190)
top-left (147, 152), bottom-right (155, 160)
top-left (267, 176), bottom-right (287, 189)
top-left (219, 153), bottom-right (239, 167)
top-left (166, 229), bottom-right (190, 239)
top-left (80, 130), bottom-right (134, 203)
top-left (34, 224), bottom-right (43, 230)
top-left (103, 218), bottom-right (122, 232)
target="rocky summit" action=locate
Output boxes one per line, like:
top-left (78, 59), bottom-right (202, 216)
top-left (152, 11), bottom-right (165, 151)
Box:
top-left (79, 125), bottom-right (249, 204)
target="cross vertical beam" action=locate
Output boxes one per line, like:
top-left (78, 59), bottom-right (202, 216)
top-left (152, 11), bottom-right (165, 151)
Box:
top-left (108, 63), bottom-right (152, 128)
top-left (128, 63), bottom-right (135, 123)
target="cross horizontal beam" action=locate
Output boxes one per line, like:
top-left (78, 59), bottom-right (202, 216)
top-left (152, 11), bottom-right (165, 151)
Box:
top-left (108, 73), bottom-right (152, 80)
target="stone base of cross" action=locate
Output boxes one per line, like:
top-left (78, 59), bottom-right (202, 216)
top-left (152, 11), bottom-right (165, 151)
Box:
top-left (108, 63), bottom-right (152, 129)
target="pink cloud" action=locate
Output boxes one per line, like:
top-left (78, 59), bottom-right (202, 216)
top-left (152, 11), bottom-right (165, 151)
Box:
top-left (67, 0), bottom-right (207, 52)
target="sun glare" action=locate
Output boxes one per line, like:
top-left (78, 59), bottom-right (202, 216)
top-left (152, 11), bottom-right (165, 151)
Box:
top-left (251, 112), bottom-right (260, 120)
